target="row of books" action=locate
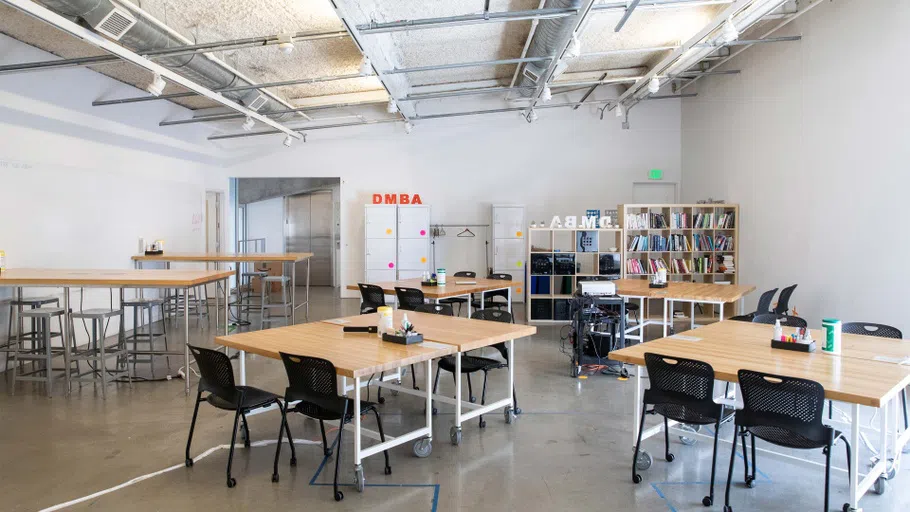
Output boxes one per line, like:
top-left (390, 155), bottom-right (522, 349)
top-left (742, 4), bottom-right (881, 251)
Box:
top-left (670, 212), bottom-right (689, 229)
top-left (670, 258), bottom-right (691, 274)
top-left (717, 255), bottom-right (736, 274)
top-left (650, 213), bottom-right (668, 229)
top-left (693, 256), bottom-right (713, 273)
top-left (626, 258), bottom-right (669, 275)
top-left (717, 211), bottom-right (736, 229)
top-left (715, 235), bottom-right (734, 251)
top-left (627, 235), bottom-right (671, 252)
top-left (693, 233), bottom-right (714, 251)
top-left (668, 234), bottom-right (691, 251)
top-left (626, 211), bottom-right (735, 230)
top-left (694, 212), bottom-right (714, 229)
top-left (669, 257), bottom-right (718, 274)
top-left (625, 213), bottom-right (650, 230)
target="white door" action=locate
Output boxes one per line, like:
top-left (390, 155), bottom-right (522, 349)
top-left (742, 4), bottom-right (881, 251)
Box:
top-left (398, 205), bottom-right (430, 239)
top-left (365, 205), bottom-right (397, 239)
top-left (493, 206), bottom-right (525, 239)
top-left (366, 238), bottom-right (396, 271)
top-left (398, 238), bottom-right (430, 271)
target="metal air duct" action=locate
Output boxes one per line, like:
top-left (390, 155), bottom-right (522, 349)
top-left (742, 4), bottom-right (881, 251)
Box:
top-left (517, 0), bottom-right (582, 97)
top-left (36, 0), bottom-right (294, 119)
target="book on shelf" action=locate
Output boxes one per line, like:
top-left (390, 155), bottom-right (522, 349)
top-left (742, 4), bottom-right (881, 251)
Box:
top-left (693, 233), bottom-right (714, 251)
top-left (650, 213), bottom-right (668, 229)
top-left (670, 258), bottom-right (692, 274)
top-left (717, 255), bottom-right (735, 274)
top-left (625, 213), bottom-right (650, 230)
top-left (648, 258), bottom-right (668, 274)
top-left (692, 256), bottom-right (713, 273)
top-left (626, 258), bottom-right (646, 275)
top-left (694, 212), bottom-right (715, 229)
top-left (670, 212), bottom-right (689, 229)
top-left (627, 235), bottom-right (648, 252)
top-left (717, 211), bottom-right (735, 229)
top-left (668, 234), bottom-right (691, 251)
top-left (715, 235), bottom-right (734, 251)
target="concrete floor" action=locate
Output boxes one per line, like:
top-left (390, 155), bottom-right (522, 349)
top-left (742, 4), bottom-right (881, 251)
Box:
top-left (1, 287), bottom-right (908, 511)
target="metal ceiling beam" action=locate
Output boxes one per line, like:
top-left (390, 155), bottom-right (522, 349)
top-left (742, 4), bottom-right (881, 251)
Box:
top-left (402, 86), bottom-right (537, 101)
top-left (92, 73), bottom-right (365, 106)
top-left (2, 0), bottom-right (301, 139)
top-left (672, 69), bottom-right (741, 78)
top-left (208, 118), bottom-right (401, 141)
top-left (614, 0), bottom-right (642, 32)
top-left (386, 56), bottom-right (551, 75)
top-left (579, 45), bottom-right (680, 58)
top-left (159, 99), bottom-right (388, 127)
top-left (709, 35), bottom-right (801, 46)
top-left (0, 30), bottom-right (349, 75)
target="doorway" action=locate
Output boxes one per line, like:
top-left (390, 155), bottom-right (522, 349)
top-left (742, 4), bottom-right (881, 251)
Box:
top-left (205, 190), bottom-right (223, 253)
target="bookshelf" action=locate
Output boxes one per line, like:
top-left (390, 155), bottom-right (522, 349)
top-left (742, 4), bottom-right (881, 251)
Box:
top-left (619, 203), bottom-right (740, 319)
top-left (526, 227), bottom-right (624, 323)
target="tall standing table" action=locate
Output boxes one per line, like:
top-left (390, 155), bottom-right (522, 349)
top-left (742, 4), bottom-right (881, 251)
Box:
top-left (131, 252), bottom-right (313, 325)
top-left (346, 277), bottom-right (522, 316)
top-left (0, 268), bottom-right (233, 394)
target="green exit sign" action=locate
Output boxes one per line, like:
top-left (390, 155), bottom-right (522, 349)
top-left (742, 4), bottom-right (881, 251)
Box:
top-left (648, 169), bottom-right (663, 180)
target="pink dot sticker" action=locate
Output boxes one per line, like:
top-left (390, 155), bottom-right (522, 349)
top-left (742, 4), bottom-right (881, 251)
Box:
top-left (420, 229), bottom-right (426, 236)
top-left (388, 262), bottom-right (395, 269)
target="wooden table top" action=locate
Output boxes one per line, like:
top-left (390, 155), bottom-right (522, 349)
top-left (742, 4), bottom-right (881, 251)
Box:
top-left (323, 311), bottom-right (537, 352)
top-left (132, 252), bottom-right (313, 262)
top-left (609, 321), bottom-right (910, 408)
top-left (613, 278), bottom-right (756, 303)
top-left (215, 322), bottom-right (456, 378)
top-left (0, 268), bottom-right (234, 287)
top-left (346, 277), bottom-right (521, 299)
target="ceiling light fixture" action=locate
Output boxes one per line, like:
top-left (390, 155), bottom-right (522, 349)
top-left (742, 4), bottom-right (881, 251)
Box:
top-left (720, 16), bottom-right (740, 44)
top-left (565, 35), bottom-right (581, 59)
top-left (404, 122), bottom-right (413, 134)
top-left (283, 134), bottom-right (293, 148)
top-left (541, 86), bottom-right (552, 103)
top-left (359, 56), bottom-right (373, 76)
top-left (146, 73), bottom-right (165, 96)
top-left (527, 109), bottom-right (539, 123)
top-left (615, 104), bottom-right (624, 118)
top-left (242, 116), bottom-right (255, 131)
top-left (387, 99), bottom-right (399, 113)
top-left (648, 76), bottom-right (661, 94)
top-left (277, 34), bottom-right (295, 55)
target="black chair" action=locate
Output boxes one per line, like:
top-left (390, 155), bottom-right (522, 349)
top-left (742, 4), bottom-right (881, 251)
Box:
top-left (632, 353), bottom-right (724, 507)
top-left (184, 345), bottom-right (293, 488)
top-left (730, 288), bottom-right (777, 322)
top-left (752, 313), bottom-right (807, 328)
top-left (723, 370), bottom-right (851, 512)
top-left (395, 287), bottom-right (426, 311)
top-left (772, 284), bottom-right (797, 316)
top-left (840, 323), bottom-right (906, 428)
top-left (438, 271), bottom-right (476, 315)
top-left (414, 303), bottom-right (455, 316)
top-left (433, 309), bottom-right (519, 430)
top-left (357, 283), bottom-right (386, 314)
top-left (275, 352), bottom-right (391, 502)
top-left (470, 273), bottom-right (513, 312)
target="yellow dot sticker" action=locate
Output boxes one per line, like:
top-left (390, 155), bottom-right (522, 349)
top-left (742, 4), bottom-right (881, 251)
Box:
top-left (385, 228), bottom-right (393, 235)
top-left (516, 261), bottom-right (523, 267)
top-left (516, 231), bottom-right (523, 238)
top-left (516, 288), bottom-right (522, 294)
top-left (420, 257), bottom-right (427, 263)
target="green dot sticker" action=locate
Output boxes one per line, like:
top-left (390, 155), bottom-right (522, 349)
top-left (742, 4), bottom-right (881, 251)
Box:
top-left (516, 261), bottom-right (523, 267)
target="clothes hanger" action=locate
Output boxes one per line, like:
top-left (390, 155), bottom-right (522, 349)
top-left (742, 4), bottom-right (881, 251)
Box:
top-left (457, 227), bottom-right (475, 238)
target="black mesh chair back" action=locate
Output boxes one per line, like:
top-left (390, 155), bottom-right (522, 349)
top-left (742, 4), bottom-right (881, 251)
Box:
top-left (415, 303), bottom-right (454, 316)
top-left (756, 288), bottom-right (778, 315)
top-left (279, 352), bottom-right (338, 401)
top-left (842, 322), bottom-right (902, 339)
top-left (643, 353), bottom-right (717, 422)
top-left (481, 273), bottom-right (512, 303)
top-left (395, 287), bottom-right (425, 311)
top-left (773, 284), bottom-right (797, 315)
top-left (752, 313), bottom-right (807, 328)
top-left (471, 309), bottom-right (513, 360)
top-left (188, 344), bottom-right (239, 404)
top-left (358, 283), bottom-right (386, 313)
top-left (736, 369), bottom-right (828, 448)
top-left (453, 271), bottom-right (476, 278)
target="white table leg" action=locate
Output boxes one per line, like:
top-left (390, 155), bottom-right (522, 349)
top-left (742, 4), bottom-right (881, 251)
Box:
top-left (508, 338), bottom-right (515, 411)
top-left (690, 302), bottom-right (695, 330)
top-left (353, 375), bottom-right (363, 474)
top-left (239, 350), bottom-right (246, 385)
top-left (62, 287), bottom-right (72, 395)
top-left (455, 352), bottom-right (463, 432)
top-left (662, 298), bottom-right (668, 338)
top-left (507, 286), bottom-right (512, 313)
top-left (223, 278), bottom-right (229, 337)
top-left (850, 404), bottom-right (861, 510)
top-left (479, 291), bottom-right (485, 311)
top-left (291, 262), bottom-right (296, 325)
top-left (633, 365), bottom-right (642, 446)
top-left (425, 359), bottom-right (433, 440)
top-left (719, 302), bottom-right (725, 322)
top-left (184, 288), bottom-right (190, 394)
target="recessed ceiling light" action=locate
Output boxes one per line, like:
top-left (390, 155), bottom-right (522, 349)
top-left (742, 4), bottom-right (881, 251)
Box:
top-left (277, 34), bottom-right (295, 55)
top-left (566, 36), bottom-right (581, 59)
top-left (648, 76), bottom-right (661, 94)
top-left (720, 17), bottom-right (739, 44)
top-left (146, 73), bottom-right (165, 96)
top-left (404, 122), bottom-right (413, 134)
top-left (359, 56), bottom-right (373, 76)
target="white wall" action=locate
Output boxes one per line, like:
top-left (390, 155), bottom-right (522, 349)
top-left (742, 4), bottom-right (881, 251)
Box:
top-left (0, 33), bottom-right (226, 350)
top-left (220, 99), bottom-right (683, 297)
top-left (682, 0), bottom-right (910, 331)
top-left (245, 196), bottom-right (285, 254)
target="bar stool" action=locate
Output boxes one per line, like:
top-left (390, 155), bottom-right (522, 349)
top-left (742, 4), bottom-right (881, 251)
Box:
top-left (240, 270), bottom-right (269, 324)
top-left (11, 307), bottom-right (77, 397)
top-left (71, 308), bottom-right (130, 398)
top-left (3, 296), bottom-right (61, 373)
top-left (123, 297), bottom-right (170, 378)
top-left (260, 275), bottom-right (292, 329)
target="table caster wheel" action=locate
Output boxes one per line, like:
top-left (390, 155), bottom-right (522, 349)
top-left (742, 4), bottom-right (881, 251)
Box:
top-left (514, 407), bottom-right (522, 415)
top-left (504, 408), bottom-right (514, 424)
top-left (413, 438), bottom-right (432, 458)
top-left (354, 466), bottom-right (365, 492)
top-left (384, 466), bottom-right (392, 475)
top-left (620, 368), bottom-right (630, 378)
top-left (378, 396), bottom-right (386, 404)
top-left (678, 424), bottom-right (700, 446)
top-left (745, 476), bottom-right (756, 488)
top-left (469, 396), bottom-right (476, 403)
top-left (291, 456), bottom-right (298, 466)
top-left (226, 478), bottom-right (236, 488)
top-left (872, 476), bottom-right (886, 495)
top-left (334, 491), bottom-right (344, 502)
top-left (635, 450), bottom-right (653, 471)
top-left (632, 474), bottom-right (642, 484)
top-left (432, 407), bottom-right (438, 415)
top-left (479, 420), bottom-right (487, 429)
top-left (450, 426), bottom-right (462, 446)
top-left (842, 505), bottom-right (850, 512)
top-left (702, 496), bottom-right (713, 507)
top-left (666, 453), bottom-right (675, 463)
top-left (271, 473), bottom-right (279, 483)
top-left (185, 458), bottom-right (193, 467)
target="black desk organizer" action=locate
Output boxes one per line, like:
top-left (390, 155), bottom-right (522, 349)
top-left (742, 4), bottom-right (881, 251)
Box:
top-left (770, 339), bottom-right (816, 352)
top-left (649, 282), bottom-right (668, 289)
top-left (382, 332), bottom-right (424, 345)
top-left (420, 281), bottom-right (438, 287)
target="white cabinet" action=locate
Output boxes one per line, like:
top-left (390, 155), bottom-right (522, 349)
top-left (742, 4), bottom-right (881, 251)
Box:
top-left (398, 205), bottom-right (430, 240)
top-left (492, 205), bottom-right (526, 303)
top-left (363, 204), bottom-right (430, 285)
top-left (365, 205), bottom-right (397, 239)
top-left (399, 238), bottom-right (429, 270)
top-left (397, 205), bottom-right (430, 277)
top-left (365, 238), bottom-right (397, 271)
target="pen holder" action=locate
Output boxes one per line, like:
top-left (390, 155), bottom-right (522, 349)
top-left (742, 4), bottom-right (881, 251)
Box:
top-left (770, 339), bottom-right (816, 352)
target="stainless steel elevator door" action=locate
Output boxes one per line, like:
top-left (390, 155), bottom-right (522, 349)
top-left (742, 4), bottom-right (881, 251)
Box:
top-left (286, 191), bottom-right (334, 286)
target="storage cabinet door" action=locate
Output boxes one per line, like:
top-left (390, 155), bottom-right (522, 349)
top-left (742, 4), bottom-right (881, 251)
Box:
top-left (366, 238), bottom-right (396, 270)
top-left (493, 206), bottom-right (525, 240)
top-left (366, 269), bottom-right (396, 284)
top-left (365, 206), bottom-right (397, 239)
top-left (494, 238), bottom-right (525, 271)
top-left (398, 205), bottom-right (430, 239)
top-left (398, 238), bottom-right (429, 271)
top-left (397, 270), bottom-right (426, 280)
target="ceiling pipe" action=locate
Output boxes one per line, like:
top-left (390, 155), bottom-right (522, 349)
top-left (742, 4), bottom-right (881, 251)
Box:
top-left (2, 0), bottom-right (301, 139)
top-left (614, 0), bottom-right (642, 32)
top-left (518, 0), bottom-right (588, 99)
top-left (92, 73), bottom-right (366, 106)
top-left (160, 99), bottom-right (388, 127)
top-left (506, 0), bottom-right (547, 99)
top-left (387, 56), bottom-right (552, 75)
top-left (403, 86), bottom-right (538, 101)
top-left (0, 30), bottom-right (349, 74)
top-left (208, 118), bottom-right (402, 141)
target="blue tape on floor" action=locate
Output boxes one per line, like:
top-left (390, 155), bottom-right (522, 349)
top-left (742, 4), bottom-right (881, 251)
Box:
top-left (650, 483), bottom-right (679, 512)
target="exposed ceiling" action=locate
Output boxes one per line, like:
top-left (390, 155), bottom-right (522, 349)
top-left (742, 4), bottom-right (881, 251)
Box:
top-left (0, 0), bottom-right (817, 142)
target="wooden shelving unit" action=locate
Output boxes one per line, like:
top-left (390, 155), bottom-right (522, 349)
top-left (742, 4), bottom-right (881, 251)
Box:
top-left (619, 203), bottom-right (740, 319)
top-left (526, 227), bottom-right (624, 323)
